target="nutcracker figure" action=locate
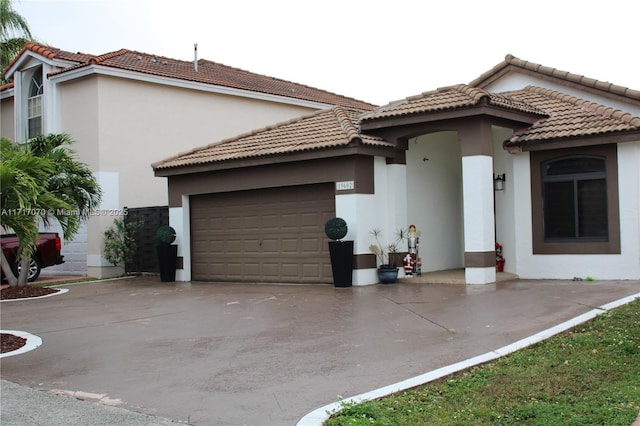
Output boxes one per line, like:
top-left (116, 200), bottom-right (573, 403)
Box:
top-left (407, 224), bottom-right (421, 275)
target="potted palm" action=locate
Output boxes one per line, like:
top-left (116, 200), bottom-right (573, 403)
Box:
top-left (156, 225), bottom-right (177, 282)
top-left (325, 217), bottom-right (353, 287)
top-left (369, 228), bottom-right (401, 284)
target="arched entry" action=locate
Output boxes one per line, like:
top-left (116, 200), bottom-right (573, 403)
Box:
top-left (406, 132), bottom-right (464, 272)
top-left (358, 85), bottom-right (545, 283)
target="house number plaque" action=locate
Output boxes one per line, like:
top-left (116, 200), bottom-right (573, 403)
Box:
top-left (336, 181), bottom-right (354, 191)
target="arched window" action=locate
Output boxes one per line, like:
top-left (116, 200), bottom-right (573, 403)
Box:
top-left (27, 67), bottom-right (43, 139)
top-left (530, 144), bottom-right (620, 255)
top-left (542, 155), bottom-right (607, 242)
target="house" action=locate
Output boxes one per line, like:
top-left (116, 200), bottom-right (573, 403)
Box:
top-left (0, 42), bottom-right (375, 278)
top-left (153, 55), bottom-right (640, 285)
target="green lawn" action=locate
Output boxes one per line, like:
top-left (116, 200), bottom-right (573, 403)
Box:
top-left (326, 298), bottom-right (640, 425)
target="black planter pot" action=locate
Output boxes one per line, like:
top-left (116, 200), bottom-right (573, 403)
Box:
top-left (377, 265), bottom-right (398, 284)
top-left (157, 244), bottom-right (178, 282)
top-left (328, 240), bottom-right (354, 287)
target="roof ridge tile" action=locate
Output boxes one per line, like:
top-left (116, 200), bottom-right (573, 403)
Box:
top-left (332, 106), bottom-right (360, 143)
top-left (152, 106), bottom-right (385, 170)
top-left (6, 43), bottom-right (376, 109)
top-left (524, 85), bottom-right (640, 126)
top-left (473, 54), bottom-right (640, 103)
top-left (89, 49), bottom-right (129, 64)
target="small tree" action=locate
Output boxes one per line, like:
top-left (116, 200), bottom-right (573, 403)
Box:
top-left (103, 218), bottom-right (143, 270)
top-left (0, 135), bottom-right (102, 287)
top-left (1, 138), bottom-right (60, 286)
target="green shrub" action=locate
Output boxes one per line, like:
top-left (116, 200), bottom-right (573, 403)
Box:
top-left (325, 217), bottom-right (348, 241)
top-left (155, 225), bottom-right (176, 245)
top-left (103, 218), bottom-right (143, 267)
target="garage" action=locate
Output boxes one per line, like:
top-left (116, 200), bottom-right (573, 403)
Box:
top-left (190, 184), bottom-right (335, 283)
top-left (154, 106), bottom-right (390, 283)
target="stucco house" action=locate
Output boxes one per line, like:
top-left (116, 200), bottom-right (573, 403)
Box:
top-left (0, 42), bottom-right (375, 278)
top-left (153, 55), bottom-right (640, 285)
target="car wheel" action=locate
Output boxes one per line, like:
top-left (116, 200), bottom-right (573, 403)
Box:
top-left (14, 256), bottom-right (42, 282)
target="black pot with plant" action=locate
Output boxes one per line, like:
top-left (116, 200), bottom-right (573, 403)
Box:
top-left (369, 228), bottom-right (400, 284)
top-left (325, 217), bottom-right (353, 288)
top-left (156, 225), bottom-right (177, 282)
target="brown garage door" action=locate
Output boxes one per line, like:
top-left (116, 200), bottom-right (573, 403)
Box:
top-left (190, 184), bottom-right (335, 283)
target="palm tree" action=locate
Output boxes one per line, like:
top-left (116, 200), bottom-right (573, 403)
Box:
top-left (29, 133), bottom-right (103, 239)
top-left (0, 138), bottom-right (59, 286)
top-left (1, 0), bottom-right (33, 83)
top-left (0, 135), bottom-right (102, 287)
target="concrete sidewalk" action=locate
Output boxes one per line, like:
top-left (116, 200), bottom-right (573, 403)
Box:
top-left (0, 379), bottom-right (178, 425)
top-left (1, 277), bottom-right (639, 425)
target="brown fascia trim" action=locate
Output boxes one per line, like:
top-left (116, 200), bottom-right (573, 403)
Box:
top-left (359, 103), bottom-right (544, 136)
top-left (167, 154), bottom-right (375, 206)
top-left (505, 130), bottom-right (640, 153)
top-left (360, 111), bottom-right (544, 147)
top-left (154, 144), bottom-right (397, 177)
top-left (464, 251), bottom-right (495, 268)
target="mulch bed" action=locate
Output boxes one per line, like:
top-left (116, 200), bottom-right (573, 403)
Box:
top-left (1, 285), bottom-right (59, 300)
top-left (1, 285), bottom-right (60, 354)
top-left (1, 333), bottom-right (27, 354)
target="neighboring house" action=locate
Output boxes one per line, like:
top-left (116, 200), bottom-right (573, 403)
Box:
top-left (153, 55), bottom-right (640, 285)
top-left (0, 42), bottom-right (375, 278)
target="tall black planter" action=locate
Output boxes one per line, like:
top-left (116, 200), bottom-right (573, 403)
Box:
top-left (328, 240), bottom-right (354, 287)
top-left (157, 244), bottom-right (178, 282)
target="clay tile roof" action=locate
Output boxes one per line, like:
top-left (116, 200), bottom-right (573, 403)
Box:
top-left (3, 42), bottom-right (94, 77)
top-left (360, 84), bottom-right (545, 121)
top-left (505, 86), bottom-right (640, 146)
top-left (48, 48), bottom-right (376, 110)
top-left (471, 54), bottom-right (640, 103)
top-left (153, 107), bottom-right (390, 170)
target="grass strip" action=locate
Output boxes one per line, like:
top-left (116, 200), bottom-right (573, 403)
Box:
top-left (326, 298), bottom-right (640, 425)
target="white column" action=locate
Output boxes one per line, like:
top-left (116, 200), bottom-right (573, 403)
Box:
top-left (171, 195), bottom-right (191, 282)
top-left (462, 155), bottom-right (496, 284)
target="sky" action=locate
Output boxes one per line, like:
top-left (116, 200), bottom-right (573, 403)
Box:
top-left (12, 0), bottom-right (640, 106)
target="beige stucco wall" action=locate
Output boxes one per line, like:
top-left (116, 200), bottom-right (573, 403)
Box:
top-left (1, 96), bottom-right (15, 139)
top-left (58, 77), bottom-right (100, 167)
top-left (62, 75), bottom-right (317, 208)
top-left (56, 74), bottom-right (319, 277)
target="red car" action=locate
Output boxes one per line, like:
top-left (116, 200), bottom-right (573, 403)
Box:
top-left (1, 233), bottom-right (65, 282)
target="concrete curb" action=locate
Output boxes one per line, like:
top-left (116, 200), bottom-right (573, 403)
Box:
top-left (0, 330), bottom-right (42, 358)
top-left (297, 292), bottom-right (640, 426)
top-left (0, 288), bottom-right (69, 303)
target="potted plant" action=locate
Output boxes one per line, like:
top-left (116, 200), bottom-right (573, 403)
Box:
top-left (495, 241), bottom-right (505, 272)
top-left (387, 228), bottom-right (408, 267)
top-left (369, 228), bottom-right (401, 284)
top-left (325, 217), bottom-right (353, 287)
top-left (156, 225), bottom-right (177, 282)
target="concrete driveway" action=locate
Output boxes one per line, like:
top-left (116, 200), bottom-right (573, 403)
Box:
top-left (1, 277), bottom-right (639, 425)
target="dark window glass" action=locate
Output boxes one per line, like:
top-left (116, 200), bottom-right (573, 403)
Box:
top-left (27, 68), bottom-right (43, 139)
top-left (29, 71), bottom-right (43, 97)
top-left (542, 156), bottom-right (607, 242)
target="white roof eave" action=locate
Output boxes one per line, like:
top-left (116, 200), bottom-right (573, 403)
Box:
top-left (49, 65), bottom-right (334, 110)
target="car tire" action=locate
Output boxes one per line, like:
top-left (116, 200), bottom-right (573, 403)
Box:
top-left (13, 256), bottom-right (42, 282)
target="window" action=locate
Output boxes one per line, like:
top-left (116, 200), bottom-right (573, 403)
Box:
top-left (531, 145), bottom-right (620, 254)
top-left (542, 156), bottom-right (608, 241)
top-left (27, 67), bottom-right (43, 139)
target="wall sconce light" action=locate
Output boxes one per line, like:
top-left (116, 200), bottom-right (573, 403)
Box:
top-left (494, 173), bottom-right (506, 191)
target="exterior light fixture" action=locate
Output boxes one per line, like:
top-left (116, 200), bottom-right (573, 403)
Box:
top-left (494, 173), bottom-right (506, 191)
